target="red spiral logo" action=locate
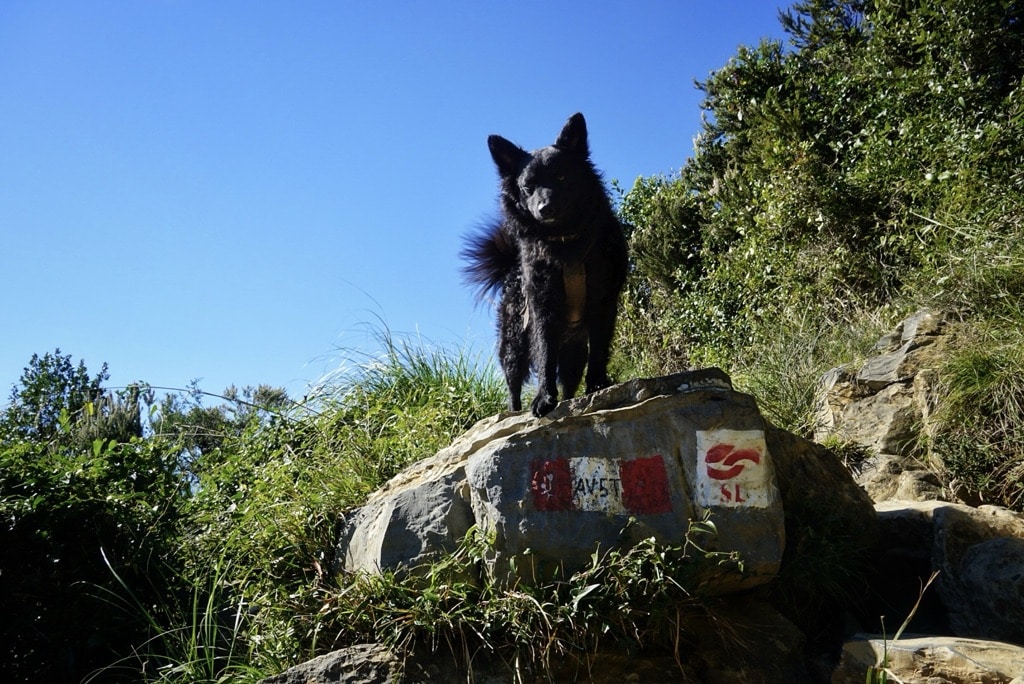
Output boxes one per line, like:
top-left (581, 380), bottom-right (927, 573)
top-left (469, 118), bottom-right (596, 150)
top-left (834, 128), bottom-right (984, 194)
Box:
top-left (704, 444), bottom-right (761, 480)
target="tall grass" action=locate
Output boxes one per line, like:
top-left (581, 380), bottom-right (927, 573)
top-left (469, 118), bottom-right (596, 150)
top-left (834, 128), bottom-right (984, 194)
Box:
top-left (904, 203), bottom-right (1024, 508)
top-left (932, 328), bottom-right (1024, 508)
top-left (307, 327), bottom-right (507, 505)
top-left (102, 327), bottom-right (508, 682)
top-left (91, 551), bottom-right (264, 684)
top-left (729, 306), bottom-right (888, 436)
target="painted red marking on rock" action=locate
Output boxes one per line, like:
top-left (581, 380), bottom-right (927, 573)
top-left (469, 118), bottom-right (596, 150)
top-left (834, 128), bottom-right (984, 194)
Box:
top-left (530, 456), bottom-right (673, 514)
top-left (619, 455), bottom-right (672, 514)
top-left (704, 444), bottom-right (761, 480)
top-left (530, 458), bottom-right (573, 511)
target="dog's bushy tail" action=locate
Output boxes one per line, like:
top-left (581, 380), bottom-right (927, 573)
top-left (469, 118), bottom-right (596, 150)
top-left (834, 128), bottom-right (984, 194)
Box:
top-left (461, 221), bottom-right (517, 303)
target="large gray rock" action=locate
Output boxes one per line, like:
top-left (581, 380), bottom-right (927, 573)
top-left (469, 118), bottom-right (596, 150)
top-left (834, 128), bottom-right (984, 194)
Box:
top-left (336, 368), bottom-right (881, 598)
top-left (875, 500), bottom-right (1024, 644)
top-left (465, 370), bottom-right (784, 589)
top-left (337, 369), bottom-right (786, 592)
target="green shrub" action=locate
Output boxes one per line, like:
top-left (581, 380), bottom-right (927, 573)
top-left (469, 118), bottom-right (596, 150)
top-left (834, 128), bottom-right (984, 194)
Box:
top-left (0, 435), bottom-right (186, 682)
top-left (614, 0), bottom-right (1024, 509)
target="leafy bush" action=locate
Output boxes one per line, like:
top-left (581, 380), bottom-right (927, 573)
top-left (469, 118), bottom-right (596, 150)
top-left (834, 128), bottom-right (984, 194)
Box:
top-left (0, 435), bottom-right (186, 682)
top-left (613, 0), bottom-right (1024, 462)
top-left (0, 335), bottom-right (505, 682)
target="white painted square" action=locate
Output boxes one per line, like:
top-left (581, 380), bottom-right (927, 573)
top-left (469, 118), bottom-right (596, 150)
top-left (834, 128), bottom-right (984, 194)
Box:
top-left (696, 429), bottom-right (775, 508)
top-left (569, 458), bottom-right (626, 513)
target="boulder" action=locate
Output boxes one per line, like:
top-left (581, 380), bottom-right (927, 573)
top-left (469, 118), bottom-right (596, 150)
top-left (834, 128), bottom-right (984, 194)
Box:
top-left (875, 500), bottom-right (1024, 644)
top-left (832, 635), bottom-right (1024, 684)
top-left (679, 599), bottom-right (812, 683)
top-left (464, 369), bottom-right (784, 589)
top-left (767, 424), bottom-right (877, 553)
top-left (337, 368), bottom-right (879, 596)
top-left (337, 369), bottom-right (788, 592)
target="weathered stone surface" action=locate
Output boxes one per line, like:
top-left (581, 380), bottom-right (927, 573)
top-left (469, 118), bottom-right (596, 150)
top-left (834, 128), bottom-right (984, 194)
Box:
top-left (840, 382), bottom-right (921, 456)
top-left (814, 309), bottom-right (953, 503)
top-left (832, 635), bottom-right (1024, 684)
top-left (338, 369), bottom-right (787, 591)
top-left (767, 424), bottom-right (878, 557)
top-left (682, 599), bottom-right (812, 683)
top-left (856, 309), bottom-right (945, 388)
top-left (335, 421), bottom-right (483, 574)
top-left (858, 454), bottom-right (946, 503)
top-left (464, 372), bottom-right (784, 589)
top-left (259, 644), bottom-right (399, 684)
top-left (875, 500), bottom-right (1024, 644)
top-left (961, 537), bottom-right (1024, 643)
top-left (931, 503), bottom-right (1024, 643)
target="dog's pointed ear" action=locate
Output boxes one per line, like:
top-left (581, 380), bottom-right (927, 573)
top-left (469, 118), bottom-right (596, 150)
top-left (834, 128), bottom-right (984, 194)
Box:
top-left (554, 112), bottom-right (589, 156)
top-left (488, 135), bottom-right (528, 176)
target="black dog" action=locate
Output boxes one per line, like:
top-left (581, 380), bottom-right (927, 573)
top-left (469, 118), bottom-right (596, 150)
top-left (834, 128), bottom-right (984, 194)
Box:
top-left (463, 113), bottom-right (628, 417)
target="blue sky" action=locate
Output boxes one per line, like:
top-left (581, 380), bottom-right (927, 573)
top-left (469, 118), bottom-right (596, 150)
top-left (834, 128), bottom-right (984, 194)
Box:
top-left (0, 2), bottom-right (788, 401)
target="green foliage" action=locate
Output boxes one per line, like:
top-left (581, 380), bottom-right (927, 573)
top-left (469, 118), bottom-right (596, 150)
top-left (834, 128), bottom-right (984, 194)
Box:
top-left (157, 329), bottom-right (507, 678)
top-left (95, 551), bottom-right (265, 684)
top-left (319, 521), bottom-right (738, 679)
top-left (0, 432), bottom-right (186, 682)
top-left (2, 348), bottom-right (110, 443)
top-left (931, 323), bottom-right (1024, 509)
top-left (151, 381), bottom-right (293, 477)
top-left (614, 0), bottom-right (1024, 457)
top-left (0, 335), bottom-right (504, 681)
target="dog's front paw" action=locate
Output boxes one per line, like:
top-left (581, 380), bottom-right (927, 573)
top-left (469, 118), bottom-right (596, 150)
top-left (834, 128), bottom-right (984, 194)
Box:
top-left (531, 393), bottom-right (558, 417)
top-left (585, 376), bottom-right (614, 394)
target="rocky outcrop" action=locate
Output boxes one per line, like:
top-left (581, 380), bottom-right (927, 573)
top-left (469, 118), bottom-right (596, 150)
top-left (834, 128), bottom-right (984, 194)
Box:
top-left (815, 309), bottom-right (951, 503)
top-left (875, 500), bottom-right (1024, 645)
top-left (316, 369), bottom-right (877, 683)
top-left (336, 368), bottom-right (874, 599)
top-left (270, 318), bottom-right (1024, 682)
top-left (814, 310), bottom-right (1024, 682)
